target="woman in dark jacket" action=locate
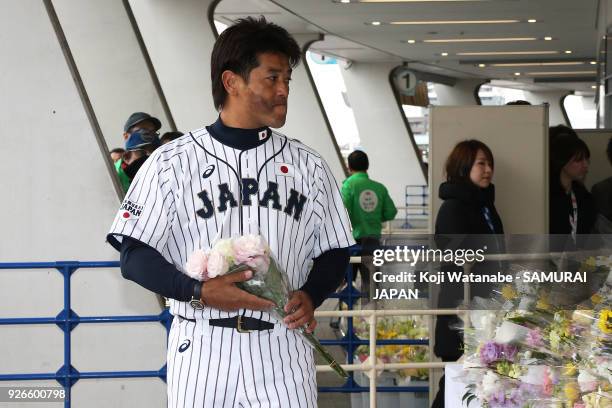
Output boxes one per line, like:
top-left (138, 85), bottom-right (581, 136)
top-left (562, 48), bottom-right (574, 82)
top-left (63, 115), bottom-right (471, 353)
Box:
top-left (432, 140), bottom-right (505, 408)
top-left (549, 126), bottom-right (596, 247)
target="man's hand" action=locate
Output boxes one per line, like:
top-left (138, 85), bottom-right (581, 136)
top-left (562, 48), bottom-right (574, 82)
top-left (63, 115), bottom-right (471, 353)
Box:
top-left (201, 269), bottom-right (275, 311)
top-left (283, 290), bottom-right (316, 333)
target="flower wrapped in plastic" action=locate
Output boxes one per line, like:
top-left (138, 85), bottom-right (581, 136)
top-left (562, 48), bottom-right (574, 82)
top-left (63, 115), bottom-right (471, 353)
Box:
top-left (184, 234), bottom-right (349, 379)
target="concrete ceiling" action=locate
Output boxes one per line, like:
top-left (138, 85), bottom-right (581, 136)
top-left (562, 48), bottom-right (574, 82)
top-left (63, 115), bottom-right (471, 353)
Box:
top-left (214, 0), bottom-right (600, 94)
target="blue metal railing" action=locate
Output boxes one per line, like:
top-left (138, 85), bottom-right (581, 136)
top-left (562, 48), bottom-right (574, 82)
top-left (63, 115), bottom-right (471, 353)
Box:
top-left (0, 254), bottom-right (429, 405)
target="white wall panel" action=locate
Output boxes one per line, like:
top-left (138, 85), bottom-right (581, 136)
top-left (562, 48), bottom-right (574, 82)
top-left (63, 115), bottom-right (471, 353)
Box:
top-left (429, 105), bottom-right (548, 234)
top-left (341, 61), bottom-right (427, 207)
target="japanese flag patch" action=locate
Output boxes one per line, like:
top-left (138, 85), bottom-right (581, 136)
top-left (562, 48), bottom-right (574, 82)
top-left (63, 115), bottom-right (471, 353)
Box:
top-left (119, 199), bottom-right (144, 221)
top-left (274, 162), bottom-right (294, 177)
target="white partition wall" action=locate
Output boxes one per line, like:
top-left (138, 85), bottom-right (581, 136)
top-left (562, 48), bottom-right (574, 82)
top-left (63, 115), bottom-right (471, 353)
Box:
top-left (525, 90), bottom-right (568, 127)
top-left (341, 61), bottom-right (426, 206)
top-left (577, 129), bottom-right (612, 189)
top-left (128, 0), bottom-right (219, 132)
top-left (429, 105), bottom-right (549, 234)
top-left (52, 0), bottom-right (172, 149)
top-left (0, 2), bottom-right (165, 405)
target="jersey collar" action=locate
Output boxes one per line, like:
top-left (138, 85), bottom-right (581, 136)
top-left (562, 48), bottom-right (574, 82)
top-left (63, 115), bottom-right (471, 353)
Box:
top-left (207, 117), bottom-right (272, 150)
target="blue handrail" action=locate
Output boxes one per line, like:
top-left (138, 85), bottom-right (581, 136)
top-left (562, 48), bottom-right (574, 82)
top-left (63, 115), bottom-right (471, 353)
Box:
top-left (0, 254), bottom-right (429, 405)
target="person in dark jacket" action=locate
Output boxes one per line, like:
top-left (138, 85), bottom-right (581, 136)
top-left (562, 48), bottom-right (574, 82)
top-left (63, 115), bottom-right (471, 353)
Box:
top-left (432, 139), bottom-right (505, 408)
top-left (549, 126), bottom-right (596, 249)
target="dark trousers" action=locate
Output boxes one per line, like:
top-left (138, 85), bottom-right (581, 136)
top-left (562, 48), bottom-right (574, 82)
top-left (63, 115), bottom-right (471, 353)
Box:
top-left (352, 237), bottom-right (380, 287)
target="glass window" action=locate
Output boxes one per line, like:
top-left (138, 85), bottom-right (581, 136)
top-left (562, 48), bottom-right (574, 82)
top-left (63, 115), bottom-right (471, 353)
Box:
top-left (478, 84), bottom-right (528, 105)
top-left (563, 94), bottom-right (597, 129)
top-left (402, 83), bottom-right (438, 163)
top-left (306, 51), bottom-right (361, 160)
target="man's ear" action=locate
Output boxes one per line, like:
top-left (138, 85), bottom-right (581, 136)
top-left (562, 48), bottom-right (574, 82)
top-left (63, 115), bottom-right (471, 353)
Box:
top-left (221, 70), bottom-right (242, 97)
top-left (123, 132), bottom-right (129, 141)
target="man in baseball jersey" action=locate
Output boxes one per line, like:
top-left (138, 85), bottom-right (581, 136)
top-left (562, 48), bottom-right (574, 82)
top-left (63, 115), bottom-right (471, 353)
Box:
top-left (107, 17), bottom-right (353, 408)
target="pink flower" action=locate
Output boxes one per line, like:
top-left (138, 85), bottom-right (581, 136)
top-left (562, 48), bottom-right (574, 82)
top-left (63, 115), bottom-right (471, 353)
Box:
top-left (207, 249), bottom-right (229, 278)
top-left (232, 235), bottom-right (270, 272)
top-left (526, 329), bottom-right (543, 348)
top-left (542, 368), bottom-right (553, 396)
top-left (185, 249), bottom-right (209, 281)
top-left (574, 403), bottom-right (585, 408)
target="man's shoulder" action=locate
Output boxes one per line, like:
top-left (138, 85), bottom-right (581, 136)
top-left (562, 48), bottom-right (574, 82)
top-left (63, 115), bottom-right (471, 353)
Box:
top-left (271, 130), bottom-right (323, 160)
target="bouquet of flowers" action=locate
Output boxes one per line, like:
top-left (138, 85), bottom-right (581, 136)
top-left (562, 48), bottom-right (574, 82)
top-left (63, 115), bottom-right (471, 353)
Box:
top-left (353, 316), bottom-right (429, 380)
top-left (460, 258), bottom-right (612, 408)
top-left (183, 234), bottom-right (349, 379)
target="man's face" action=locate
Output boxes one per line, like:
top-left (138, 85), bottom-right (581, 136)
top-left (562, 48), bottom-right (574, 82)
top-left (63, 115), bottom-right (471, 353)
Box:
top-left (236, 52), bottom-right (292, 128)
top-left (123, 119), bottom-right (158, 140)
top-left (110, 152), bottom-right (123, 163)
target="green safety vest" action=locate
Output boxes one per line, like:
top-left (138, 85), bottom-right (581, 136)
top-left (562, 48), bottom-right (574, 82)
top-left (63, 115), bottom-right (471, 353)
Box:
top-left (341, 172), bottom-right (397, 240)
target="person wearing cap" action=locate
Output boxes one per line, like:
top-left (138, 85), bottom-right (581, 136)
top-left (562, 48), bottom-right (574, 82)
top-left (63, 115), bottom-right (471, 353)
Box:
top-left (118, 112), bottom-right (162, 191)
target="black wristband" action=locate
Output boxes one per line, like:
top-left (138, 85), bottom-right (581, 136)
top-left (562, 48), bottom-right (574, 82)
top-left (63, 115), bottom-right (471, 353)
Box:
top-left (193, 281), bottom-right (203, 303)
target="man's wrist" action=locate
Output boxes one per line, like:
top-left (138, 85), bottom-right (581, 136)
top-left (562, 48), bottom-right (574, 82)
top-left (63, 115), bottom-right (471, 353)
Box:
top-left (189, 281), bottom-right (205, 309)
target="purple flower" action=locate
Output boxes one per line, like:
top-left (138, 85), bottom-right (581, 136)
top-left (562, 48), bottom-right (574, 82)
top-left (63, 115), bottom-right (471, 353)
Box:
top-left (480, 341), bottom-right (504, 364)
top-left (503, 344), bottom-right (518, 361)
top-left (525, 329), bottom-right (543, 347)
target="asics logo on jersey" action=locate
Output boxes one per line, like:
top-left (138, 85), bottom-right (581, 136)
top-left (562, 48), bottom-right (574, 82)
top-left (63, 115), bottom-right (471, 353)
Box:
top-left (178, 339), bottom-right (191, 353)
top-left (202, 164), bottom-right (215, 179)
top-left (196, 178), bottom-right (307, 221)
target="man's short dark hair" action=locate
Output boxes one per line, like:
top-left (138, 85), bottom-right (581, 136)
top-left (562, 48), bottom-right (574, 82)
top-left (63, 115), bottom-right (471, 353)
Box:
top-left (160, 131), bottom-right (184, 144)
top-left (607, 137), bottom-right (612, 165)
top-left (348, 150), bottom-right (369, 172)
top-left (110, 148), bottom-right (125, 155)
top-left (210, 16), bottom-right (301, 110)
top-left (506, 100), bottom-right (531, 105)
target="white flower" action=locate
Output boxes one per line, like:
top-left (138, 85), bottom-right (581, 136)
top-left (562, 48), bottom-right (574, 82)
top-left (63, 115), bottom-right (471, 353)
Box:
top-left (577, 370), bottom-right (598, 393)
top-left (481, 371), bottom-right (502, 396)
top-left (212, 239), bottom-right (234, 263)
top-left (494, 321), bottom-right (529, 344)
top-left (185, 249), bottom-right (208, 281)
top-left (207, 249), bottom-right (229, 278)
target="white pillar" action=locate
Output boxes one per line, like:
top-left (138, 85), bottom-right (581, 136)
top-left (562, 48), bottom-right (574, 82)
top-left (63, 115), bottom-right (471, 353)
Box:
top-left (341, 61), bottom-right (426, 206)
top-left (524, 90), bottom-right (569, 126)
top-left (128, 0), bottom-right (218, 131)
top-left (52, 0), bottom-right (173, 149)
top-left (433, 79), bottom-right (482, 106)
top-left (0, 2), bottom-right (165, 404)
top-left (282, 34), bottom-right (347, 181)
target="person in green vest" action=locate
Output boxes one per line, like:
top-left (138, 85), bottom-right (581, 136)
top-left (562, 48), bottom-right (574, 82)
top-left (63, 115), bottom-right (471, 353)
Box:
top-left (341, 150), bottom-right (397, 295)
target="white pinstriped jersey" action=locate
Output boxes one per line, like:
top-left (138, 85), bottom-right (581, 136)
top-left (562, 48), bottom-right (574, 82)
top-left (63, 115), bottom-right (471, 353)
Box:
top-left (108, 126), bottom-right (354, 322)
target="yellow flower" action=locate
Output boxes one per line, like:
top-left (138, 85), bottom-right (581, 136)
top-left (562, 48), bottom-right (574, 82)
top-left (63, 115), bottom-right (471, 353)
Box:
top-left (501, 285), bottom-right (518, 300)
top-left (536, 294), bottom-right (551, 311)
top-left (591, 293), bottom-right (603, 305)
top-left (563, 382), bottom-right (579, 402)
top-left (598, 309), bottom-right (611, 334)
top-left (563, 363), bottom-right (577, 376)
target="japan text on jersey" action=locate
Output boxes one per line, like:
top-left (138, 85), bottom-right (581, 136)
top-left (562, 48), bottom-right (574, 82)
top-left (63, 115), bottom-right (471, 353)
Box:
top-left (108, 127), bottom-right (354, 322)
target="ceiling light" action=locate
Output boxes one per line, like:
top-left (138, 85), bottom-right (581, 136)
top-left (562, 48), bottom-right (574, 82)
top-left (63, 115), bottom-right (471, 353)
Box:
top-left (441, 52), bottom-right (449, 56)
top-left (526, 70), bottom-right (597, 75)
top-left (389, 19), bottom-right (520, 25)
top-left (407, 39), bottom-right (416, 44)
top-left (528, 19), bottom-right (537, 23)
top-left (424, 37), bottom-right (537, 43)
top-left (592, 85), bottom-right (597, 89)
top-left (478, 64), bottom-right (486, 67)
top-left (457, 51), bottom-right (560, 56)
top-left (590, 61), bottom-right (597, 65)
top-left (490, 61), bottom-right (587, 67)
top-left (355, 0), bottom-right (492, 2)
top-left (564, 50), bottom-right (572, 54)
top-left (340, 0), bottom-right (351, 3)
top-left (514, 72), bottom-right (521, 76)
top-left (371, 21), bottom-right (381, 25)
top-left (544, 36), bottom-right (552, 41)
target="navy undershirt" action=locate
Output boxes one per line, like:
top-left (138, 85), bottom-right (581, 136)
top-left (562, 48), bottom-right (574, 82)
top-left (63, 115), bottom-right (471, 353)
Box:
top-left (119, 117), bottom-right (349, 309)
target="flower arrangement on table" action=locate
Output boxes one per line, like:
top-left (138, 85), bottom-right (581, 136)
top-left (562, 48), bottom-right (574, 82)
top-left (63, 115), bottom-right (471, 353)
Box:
top-left (460, 256), bottom-right (612, 408)
top-left (183, 234), bottom-right (349, 379)
top-left (352, 316), bottom-right (430, 381)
